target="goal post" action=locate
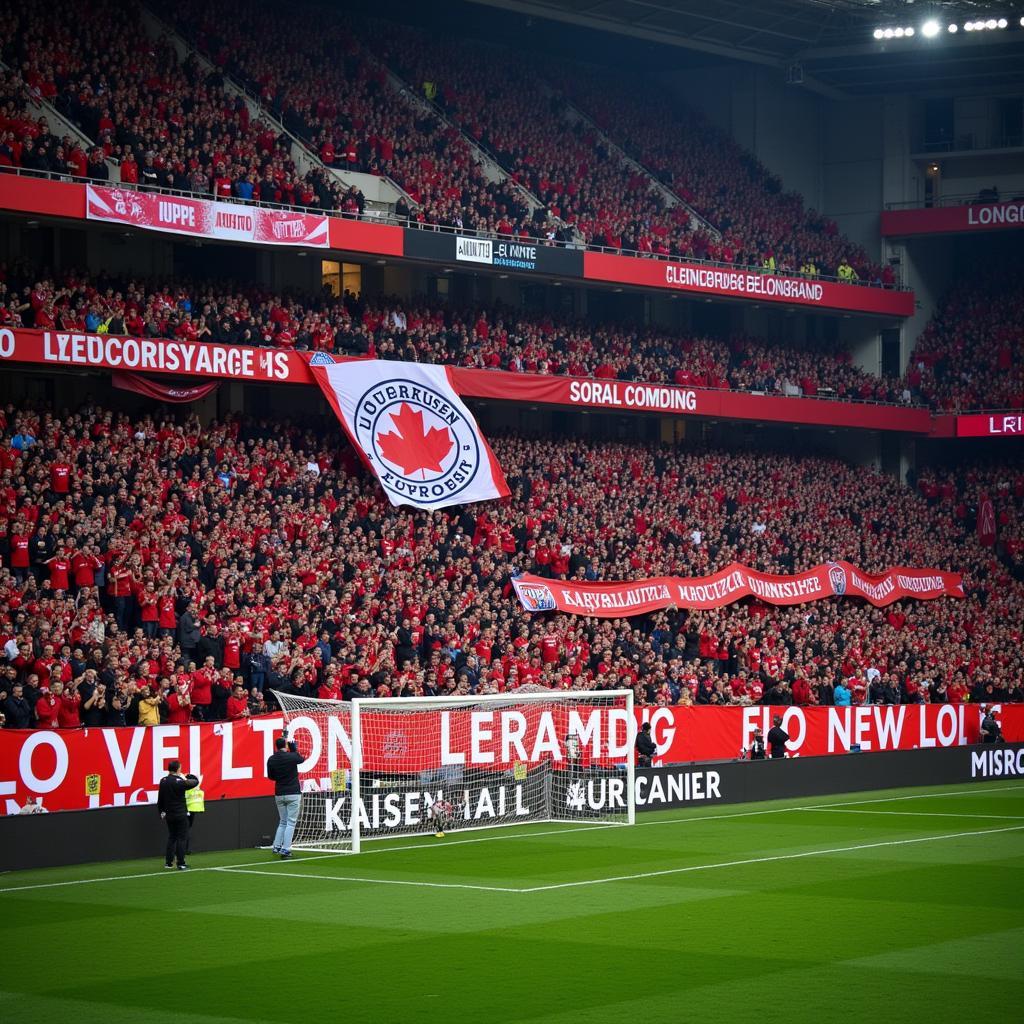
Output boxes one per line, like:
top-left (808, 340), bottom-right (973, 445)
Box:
top-left (270, 689), bottom-right (635, 854)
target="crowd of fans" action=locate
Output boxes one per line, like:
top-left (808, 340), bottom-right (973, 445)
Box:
top-left (0, 392), bottom-right (1021, 733)
top-left (546, 68), bottom-right (890, 283)
top-left (361, 19), bottom-right (695, 253)
top-left (2, 0), bottom-right (896, 273)
top-left (905, 269), bottom-right (1024, 412)
top-left (0, 262), bottom-right (911, 404)
top-left (0, 0), bottom-right (366, 214)
top-left (160, 0), bottom-right (558, 239)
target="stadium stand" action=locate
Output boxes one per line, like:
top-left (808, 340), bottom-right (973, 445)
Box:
top-left (545, 68), bottom-right (891, 283)
top-left (1, 395), bottom-right (1021, 730)
top-left (0, 264), bottom-right (911, 404)
top-left (0, 0), bottom-right (364, 212)
top-left (1, 0), bottom-right (895, 276)
top-left (905, 268), bottom-right (1024, 413)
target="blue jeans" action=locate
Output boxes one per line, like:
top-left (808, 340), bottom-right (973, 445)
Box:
top-left (273, 794), bottom-right (301, 853)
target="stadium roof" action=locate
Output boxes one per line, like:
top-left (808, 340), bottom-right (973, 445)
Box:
top-left (467, 0), bottom-right (1024, 95)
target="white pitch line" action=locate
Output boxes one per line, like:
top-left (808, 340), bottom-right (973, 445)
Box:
top-left (0, 850), bottom-right (345, 895)
top-left (1, 781), bottom-right (1021, 895)
top-left (516, 824), bottom-right (1024, 893)
top-left (800, 808), bottom-right (1024, 821)
top-left (215, 866), bottom-right (522, 893)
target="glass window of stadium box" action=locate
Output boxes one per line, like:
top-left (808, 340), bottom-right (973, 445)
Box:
top-left (322, 260), bottom-right (362, 297)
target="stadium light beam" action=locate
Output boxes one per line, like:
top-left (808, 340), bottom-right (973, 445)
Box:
top-left (922, 19), bottom-right (940, 38)
top-left (873, 27), bottom-right (884, 39)
top-left (948, 23), bottom-right (958, 33)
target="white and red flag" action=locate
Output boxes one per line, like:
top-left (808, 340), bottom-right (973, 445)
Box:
top-left (311, 360), bottom-right (510, 510)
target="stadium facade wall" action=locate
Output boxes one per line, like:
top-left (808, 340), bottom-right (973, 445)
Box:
top-left (2, 744), bottom-right (1020, 873)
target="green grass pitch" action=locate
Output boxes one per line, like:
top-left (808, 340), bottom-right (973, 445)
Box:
top-left (2, 780), bottom-right (1023, 1024)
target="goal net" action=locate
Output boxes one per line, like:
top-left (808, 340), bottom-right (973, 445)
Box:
top-left (270, 690), bottom-right (635, 854)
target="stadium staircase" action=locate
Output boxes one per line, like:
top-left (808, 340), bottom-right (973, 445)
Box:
top-left (138, 4), bottom-right (410, 217)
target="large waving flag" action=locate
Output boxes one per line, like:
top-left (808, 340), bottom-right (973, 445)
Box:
top-left (311, 360), bottom-right (510, 510)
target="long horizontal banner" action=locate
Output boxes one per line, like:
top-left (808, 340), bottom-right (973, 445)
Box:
top-left (1, 703), bottom-right (1020, 814)
top-left (0, 328), bottom-right (310, 383)
top-left (645, 703), bottom-right (1024, 765)
top-left (0, 330), bottom-right (940, 434)
top-left (583, 252), bottom-right (915, 317)
top-left (511, 561), bottom-right (963, 617)
top-left (881, 201), bottom-right (1024, 238)
top-left (956, 412), bottom-right (1024, 438)
top-left (450, 366), bottom-right (934, 433)
top-left (86, 184), bottom-right (330, 248)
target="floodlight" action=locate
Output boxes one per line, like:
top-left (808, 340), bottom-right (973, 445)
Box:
top-left (873, 27), bottom-right (885, 39)
top-left (921, 20), bottom-right (940, 37)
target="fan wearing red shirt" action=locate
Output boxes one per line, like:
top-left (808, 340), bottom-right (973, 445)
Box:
top-left (190, 660), bottom-right (214, 719)
top-left (49, 459), bottom-right (72, 494)
top-left (226, 683), bottom-right (249, 720)
top-left (166, 681), bottom-right (193, 724)
top-left (71, 549), bottom-right (100, 589)
top-left (57, 683), bottom-right (81, 728)
top-left (539, 626), bottom-right (561, 665)
top-left (138, 582), bottom-right (159, 638)
top-left (157, 591), bottom-right (177, 636)
top-left (46, 550), bottom-right (72, 592)
top-left (35, 688), bottom-right (60, 728)
top-left (223, 630), bottom-right (242, 672)
top-left (9, 529), bottom-right (31, 579)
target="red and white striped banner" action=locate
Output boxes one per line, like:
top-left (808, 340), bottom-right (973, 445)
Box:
top-left (86, 185), bottom-right (329, 248)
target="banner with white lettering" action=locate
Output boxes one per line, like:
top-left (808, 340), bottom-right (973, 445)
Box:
top-left (512, 561), bottom-right (964, 617)
top-left (86, 185), bottom-right (329, 248)
top-left (2, 704), bottom-right (1019, 814)
top-left (310, 360), bottom-right (510, 509)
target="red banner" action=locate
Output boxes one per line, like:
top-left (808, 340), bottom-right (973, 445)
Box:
top-left (449, 367), bottom-right (934, 434)
top-left (0, 331), bottom-right (939, 434)
top-left (512, 561), bottom-right (963, 617)
top-left (0, 328), bottom-right (313, 383)
top-left (881, 201), bottom-right (1024, 238)
top-left (111, 371), bottom-right (219, 403)
top-left (1, 703), bottom-right (1020, 814)
top-left (86, 184), bottom-right (329, 248)
top-left (583, 252), bottom-right (915, 317)
top-left (956, 413), bottom-right (1024, 438)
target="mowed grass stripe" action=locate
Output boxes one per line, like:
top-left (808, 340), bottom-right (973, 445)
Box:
top-left (2, 781), bottom-right (1022, 1024)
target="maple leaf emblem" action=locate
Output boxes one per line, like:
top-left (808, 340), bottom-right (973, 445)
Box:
top-left (376, 403), bottom-right (454, 477)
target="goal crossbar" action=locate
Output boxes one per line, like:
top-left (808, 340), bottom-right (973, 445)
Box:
top-left (271, 689), bottom-right (636, 854)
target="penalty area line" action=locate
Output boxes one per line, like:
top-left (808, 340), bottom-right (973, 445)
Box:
top-left (517, 824), bottom-right (1024, 893)
top-left (214, 866), bottom-right (523, 893)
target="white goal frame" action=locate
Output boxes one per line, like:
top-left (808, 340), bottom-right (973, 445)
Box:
top-left (274, 689), bottom-right (636, 854)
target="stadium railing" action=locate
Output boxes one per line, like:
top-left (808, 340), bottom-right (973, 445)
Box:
top-left (0, 165), bottom-right (909, 293)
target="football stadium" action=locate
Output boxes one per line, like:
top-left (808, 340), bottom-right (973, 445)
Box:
top-left (0, 0), bottom-right (1022, 1021)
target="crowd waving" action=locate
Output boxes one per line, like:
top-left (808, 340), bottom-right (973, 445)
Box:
top-left (1, 395), bottom-right (1021, 732)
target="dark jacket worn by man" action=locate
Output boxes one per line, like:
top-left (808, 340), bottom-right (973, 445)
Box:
top-left (158, 771), bottom-right (200, 818)
top-left (266, 748), bottom-right (303, 795)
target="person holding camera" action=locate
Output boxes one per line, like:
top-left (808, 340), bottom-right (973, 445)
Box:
top-left (748, 726), bottom-right (766, 760)
top-left (266, 735), bottom-right (303, 859)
